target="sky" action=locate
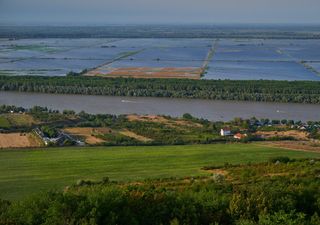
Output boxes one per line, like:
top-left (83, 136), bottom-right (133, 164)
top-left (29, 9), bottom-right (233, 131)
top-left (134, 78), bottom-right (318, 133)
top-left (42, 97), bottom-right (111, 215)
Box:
top-left (0, 0), bottom-right (319, 25)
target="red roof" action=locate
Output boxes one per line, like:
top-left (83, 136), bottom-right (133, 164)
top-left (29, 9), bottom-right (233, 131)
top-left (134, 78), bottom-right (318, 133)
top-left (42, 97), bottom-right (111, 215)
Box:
top-left (234, 133), bottom-right (246, 139)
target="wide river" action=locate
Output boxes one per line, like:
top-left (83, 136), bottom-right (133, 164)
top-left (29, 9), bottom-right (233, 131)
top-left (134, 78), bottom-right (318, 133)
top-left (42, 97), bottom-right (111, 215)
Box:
top-left (1, 91), bottom-right (320, 121)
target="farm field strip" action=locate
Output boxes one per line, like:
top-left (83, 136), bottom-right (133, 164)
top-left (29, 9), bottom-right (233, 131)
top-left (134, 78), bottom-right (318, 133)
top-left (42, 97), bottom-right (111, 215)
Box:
top-left (85, 43), bottom-right (213, 78)
top-left (0, 39), bottom-right (123, 75)
top-left (0, 143), bottom-right (319, 200)
top-left (205, 61), bottom-right (320, 80)
top-left (0, 133), bottom-right (41, 149)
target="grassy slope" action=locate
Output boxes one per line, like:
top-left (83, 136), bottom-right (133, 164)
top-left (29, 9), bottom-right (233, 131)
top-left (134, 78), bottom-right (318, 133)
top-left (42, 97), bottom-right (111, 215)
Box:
top-left (0, 116), bottom-right (10, 129)
top-left (5, 114), bottom-right (37, 127)
top-left (0, 143), bottom-right (319, 200)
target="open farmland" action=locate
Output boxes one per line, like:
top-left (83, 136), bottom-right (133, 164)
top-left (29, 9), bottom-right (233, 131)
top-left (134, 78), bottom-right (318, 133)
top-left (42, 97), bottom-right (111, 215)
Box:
top-left (0, 143), bottom-right (319, 200)
top-left (1, 38), bottom-right (320, 80)
top-left (87, 67), bottom-right (202, 79)
top-left (0, 132), bottom-right (41, 148)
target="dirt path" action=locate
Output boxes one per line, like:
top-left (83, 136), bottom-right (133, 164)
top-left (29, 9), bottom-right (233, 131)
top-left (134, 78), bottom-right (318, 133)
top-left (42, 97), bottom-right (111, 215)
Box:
top-left (201, 39), bottom-right (219, 76)
top-left (119, 129), bottom-right (152, 142)
top-left (255, 141), bottom-right (320, 153)
top-left (255, 130), bottom-right (309, 140)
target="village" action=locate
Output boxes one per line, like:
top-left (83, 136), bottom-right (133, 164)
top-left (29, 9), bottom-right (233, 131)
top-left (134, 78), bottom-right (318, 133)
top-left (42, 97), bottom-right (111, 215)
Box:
top-left (0, 105), bottom-right (319, 149)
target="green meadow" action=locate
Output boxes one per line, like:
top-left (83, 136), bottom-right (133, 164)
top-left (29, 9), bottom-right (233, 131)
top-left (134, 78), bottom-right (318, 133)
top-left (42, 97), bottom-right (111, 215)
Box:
top-left (0, 143), bottom-right (319, 200)
top-left (0, 116), bottom-right (10, 129)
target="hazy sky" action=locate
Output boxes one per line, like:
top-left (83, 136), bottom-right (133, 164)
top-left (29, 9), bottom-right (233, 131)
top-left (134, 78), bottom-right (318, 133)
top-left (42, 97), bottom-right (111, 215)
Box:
top-left (1, 0), bottom-right (319, 25)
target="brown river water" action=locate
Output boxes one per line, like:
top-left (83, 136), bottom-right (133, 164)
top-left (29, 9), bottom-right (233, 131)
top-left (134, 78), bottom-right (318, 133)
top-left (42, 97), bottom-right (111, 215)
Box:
top-left (1, 91), bottom-right (320, 121)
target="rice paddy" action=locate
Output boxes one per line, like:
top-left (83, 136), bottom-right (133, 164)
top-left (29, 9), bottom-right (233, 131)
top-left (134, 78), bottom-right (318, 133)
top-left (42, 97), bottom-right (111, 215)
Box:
top-left (0, 38), bottom-right (320, 80)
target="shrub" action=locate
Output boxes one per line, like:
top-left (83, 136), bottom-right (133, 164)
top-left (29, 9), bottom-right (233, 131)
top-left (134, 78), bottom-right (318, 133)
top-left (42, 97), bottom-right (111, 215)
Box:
top-left (268, 156), bottom-right (291, 164)
top-left (212, 173), bottom-right (225, 183)
top-left (182, 113), bottom-right (193, 120)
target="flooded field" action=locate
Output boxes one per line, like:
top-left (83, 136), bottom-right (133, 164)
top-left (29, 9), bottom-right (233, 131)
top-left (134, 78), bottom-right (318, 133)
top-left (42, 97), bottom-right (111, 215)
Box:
top-left (0, 38), bottom-right (320, 80)
top-left (1, 91), bottom-right (320, 122)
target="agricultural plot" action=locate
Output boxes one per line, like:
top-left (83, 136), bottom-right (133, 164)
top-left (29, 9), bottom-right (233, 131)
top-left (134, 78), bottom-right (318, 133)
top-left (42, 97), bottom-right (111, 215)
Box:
top-left (0, 38), bottom-right (122, 76)
top-left (50, 46), bottom-right (134, 60)
top-left (204, 38), bottom-right (320, 80)
top-left (0, 116), bottom-right (10, 128)
top-left (5, 113), bottom-right (38, 127)
top-left (97, 59), bottom-right (203, 69)
top-left (0, 58), bottom-right (106, 76)
top-left (0, 132), bottom-right (41, 149)
top-left (205, 61), bottom-right (320, 80)
top-left (276, 40), bottom-right (320, 61)
top-left (93, 67), bottom-right (202, 79)
top-left (0, 58), bottom-right (12, 64)
top-left (306, 62), bottom-right (320, 75)
top-left (0, 143), bottom-right (319, 200)
top-left (63, 127), bottom-right (109, 145)
top-left (131, 47), bottom-right (209, 61)
top-left (0, 113), bottom-right (38, 129)
top-left (63, 127), bottom-right (150, 145)
top-left (213, 40), bottom-right (290, 61)
top-left (1, 38), bottom-right (320, 80)
top-left (113, 38), bottom-right (212, 48)
top-left (86, 41), bottom-right (211, 79)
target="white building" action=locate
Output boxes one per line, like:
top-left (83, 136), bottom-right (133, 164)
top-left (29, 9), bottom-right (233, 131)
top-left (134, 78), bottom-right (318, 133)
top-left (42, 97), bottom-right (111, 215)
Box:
top-left (220, 128), bottom-right (232, 136)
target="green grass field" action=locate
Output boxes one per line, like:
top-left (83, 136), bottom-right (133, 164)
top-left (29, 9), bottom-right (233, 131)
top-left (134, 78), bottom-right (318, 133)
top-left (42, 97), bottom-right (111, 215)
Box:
top-left (0, 116), bottom-right (10, 129)
top-left (5, 113), bottom-right (37, 127)
top-left (0, 143), bottom-right (319, 200)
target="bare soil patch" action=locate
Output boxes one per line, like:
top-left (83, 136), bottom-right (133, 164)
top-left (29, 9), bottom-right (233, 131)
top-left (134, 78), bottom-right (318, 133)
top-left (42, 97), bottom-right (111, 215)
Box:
top-left (86, 67), bottom-right (201, 79)
top-left (119, 129), bottom-right (153, 142)
top-left (127, 115), bottom-right (169, 123)
top-left (205, 169), bottom-right (228, 176)
top-left (255, 130), bottom-right (308, 140)
top-left (261, 141), bottom-right (320, 153)
top-left (0, 133), bottom-right (41, 148)
top-left (63, 127), bottom-right (111, 145)
top-left (127, 115), bottom-right (202, 129)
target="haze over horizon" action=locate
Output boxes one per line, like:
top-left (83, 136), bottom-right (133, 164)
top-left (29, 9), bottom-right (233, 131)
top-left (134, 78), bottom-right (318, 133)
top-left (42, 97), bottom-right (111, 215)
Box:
top-left (1, 0), bottom-right (320, 25)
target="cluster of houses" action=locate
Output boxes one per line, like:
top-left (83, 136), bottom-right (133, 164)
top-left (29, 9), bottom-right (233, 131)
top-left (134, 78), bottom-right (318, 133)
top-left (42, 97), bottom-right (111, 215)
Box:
top-left (220, 120), bottom-right (319, 140)
top-left (220, 128), bottom-right (247, 140)
top-left (34, 128), bottom-right (84, 146)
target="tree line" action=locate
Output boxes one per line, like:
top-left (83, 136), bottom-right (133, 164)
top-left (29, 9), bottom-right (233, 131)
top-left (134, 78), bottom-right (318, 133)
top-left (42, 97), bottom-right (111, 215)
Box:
top-left (1, 76), bottom-right (320, 103)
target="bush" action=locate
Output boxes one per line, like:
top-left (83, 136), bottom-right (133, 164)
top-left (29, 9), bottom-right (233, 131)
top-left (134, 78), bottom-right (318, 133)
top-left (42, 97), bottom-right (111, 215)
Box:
top-left (182, 113), bottom-right (193, 120)
top-left (212, 173), bottom-right (225, 183)
top-left (268, 156), bottom-right (291, 164)
top-left (1, 160), bottom-right (320, 225)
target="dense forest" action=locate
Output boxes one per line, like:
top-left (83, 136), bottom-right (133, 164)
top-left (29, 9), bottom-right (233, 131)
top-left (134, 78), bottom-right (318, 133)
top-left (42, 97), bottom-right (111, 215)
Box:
top-left (1, 158), bottom-right (320, 225)
top-left (1, 76), bottom-right (320, 104)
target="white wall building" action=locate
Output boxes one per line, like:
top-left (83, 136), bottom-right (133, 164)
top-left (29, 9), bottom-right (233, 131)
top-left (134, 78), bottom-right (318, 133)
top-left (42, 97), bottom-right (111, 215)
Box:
top-left (220, 128), bottom-right (232, 136)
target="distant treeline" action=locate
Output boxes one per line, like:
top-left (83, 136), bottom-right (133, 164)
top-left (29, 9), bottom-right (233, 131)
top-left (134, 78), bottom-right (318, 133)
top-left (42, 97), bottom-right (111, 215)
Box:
top-left (1, 76), bottom-right (320, 104)
top-left (1, 25), bottom-right (320, 39)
